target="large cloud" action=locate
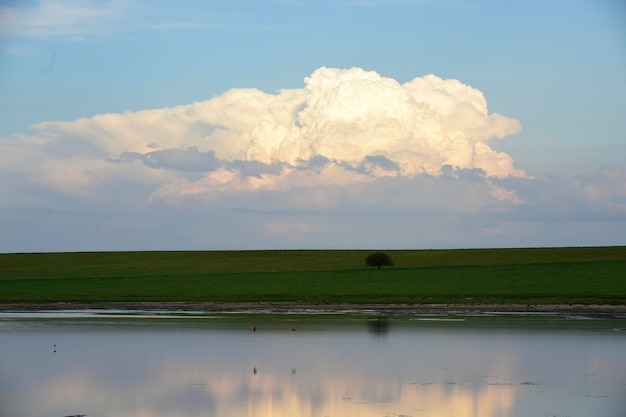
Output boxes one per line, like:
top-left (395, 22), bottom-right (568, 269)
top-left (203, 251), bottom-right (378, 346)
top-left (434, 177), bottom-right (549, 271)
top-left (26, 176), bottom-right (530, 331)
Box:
top-left (203, 66), bottom-right (525, 180)
top-left (0, 67), bottom-right (526, 205)
top-left (3, 66), bottom-right (626, 253)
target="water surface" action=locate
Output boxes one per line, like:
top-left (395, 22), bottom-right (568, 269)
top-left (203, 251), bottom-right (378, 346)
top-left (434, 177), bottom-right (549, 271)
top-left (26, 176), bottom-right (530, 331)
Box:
top-left (1, 311), bottom-right (625, 417)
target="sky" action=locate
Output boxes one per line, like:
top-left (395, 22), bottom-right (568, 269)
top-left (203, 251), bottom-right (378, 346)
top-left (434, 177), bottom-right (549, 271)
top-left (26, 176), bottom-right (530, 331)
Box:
top-left (0, 0), bottom-right (625, 252)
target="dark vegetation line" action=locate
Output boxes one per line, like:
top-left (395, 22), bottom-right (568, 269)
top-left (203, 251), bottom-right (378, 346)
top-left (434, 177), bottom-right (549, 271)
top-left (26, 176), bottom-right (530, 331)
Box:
top-left (0, 247), bottom-right (625, 305)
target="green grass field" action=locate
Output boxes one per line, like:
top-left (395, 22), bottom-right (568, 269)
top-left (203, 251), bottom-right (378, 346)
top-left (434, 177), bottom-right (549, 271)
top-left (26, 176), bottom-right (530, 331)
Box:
top-left (1, 247), bottom-right (625, 305)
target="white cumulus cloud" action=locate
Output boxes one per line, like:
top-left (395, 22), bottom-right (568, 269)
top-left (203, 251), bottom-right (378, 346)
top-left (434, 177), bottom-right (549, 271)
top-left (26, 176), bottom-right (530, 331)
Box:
top-left (244, 67), bottom-right (524, 178)
top-left (0, 66), bottom-right (526, 207)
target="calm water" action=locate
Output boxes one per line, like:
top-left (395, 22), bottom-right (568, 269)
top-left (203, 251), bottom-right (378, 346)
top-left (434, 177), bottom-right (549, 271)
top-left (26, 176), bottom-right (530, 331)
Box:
top-left (1, 311), bottom-right (625, 417)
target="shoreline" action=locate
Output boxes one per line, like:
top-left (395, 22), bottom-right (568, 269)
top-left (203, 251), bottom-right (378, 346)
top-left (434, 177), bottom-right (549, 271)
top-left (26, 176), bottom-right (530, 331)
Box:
top-left (1, 302), bottom-right (625, 319)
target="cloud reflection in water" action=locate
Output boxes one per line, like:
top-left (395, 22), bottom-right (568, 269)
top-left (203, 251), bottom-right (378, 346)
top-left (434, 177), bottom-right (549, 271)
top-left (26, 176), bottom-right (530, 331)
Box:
top-left (35, 362), bottom-right (515, 417)
top-left (1, 314), bottom-right (625, 417)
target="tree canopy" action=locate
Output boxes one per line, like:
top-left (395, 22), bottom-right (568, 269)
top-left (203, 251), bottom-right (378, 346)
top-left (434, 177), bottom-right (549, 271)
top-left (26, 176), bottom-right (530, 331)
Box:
top-left (365, 252), bottom-right (394, 269)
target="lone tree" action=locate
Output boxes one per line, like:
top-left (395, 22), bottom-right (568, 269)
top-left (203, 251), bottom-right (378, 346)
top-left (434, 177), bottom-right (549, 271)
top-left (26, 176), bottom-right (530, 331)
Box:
top-left (365, 252), bottom-right (394, 269)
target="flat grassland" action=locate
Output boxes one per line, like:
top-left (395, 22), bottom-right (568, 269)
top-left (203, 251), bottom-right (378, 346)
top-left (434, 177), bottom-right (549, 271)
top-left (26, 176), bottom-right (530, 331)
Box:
top-left (0, 247), bottom-right (625, 305)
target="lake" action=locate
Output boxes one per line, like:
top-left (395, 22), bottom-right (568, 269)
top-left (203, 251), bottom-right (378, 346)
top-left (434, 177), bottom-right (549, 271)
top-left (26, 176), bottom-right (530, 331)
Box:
top-left (1, 310), bottom-right (625, 417)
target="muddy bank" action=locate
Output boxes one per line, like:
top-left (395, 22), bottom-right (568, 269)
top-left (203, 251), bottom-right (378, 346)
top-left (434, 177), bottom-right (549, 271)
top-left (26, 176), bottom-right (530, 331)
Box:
top-left (1, 302), bottom-right (625, 318)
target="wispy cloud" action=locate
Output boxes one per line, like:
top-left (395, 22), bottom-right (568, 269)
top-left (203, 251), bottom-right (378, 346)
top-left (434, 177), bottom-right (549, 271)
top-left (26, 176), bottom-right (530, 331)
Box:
top-left (142, 22), bottom-right (204, 30)
top-left (0, 0), bottom-right (203, 41)
top-left (0, 0), bottom-right (128, 40)
top-left (334, 0), bottom-right (463, 7)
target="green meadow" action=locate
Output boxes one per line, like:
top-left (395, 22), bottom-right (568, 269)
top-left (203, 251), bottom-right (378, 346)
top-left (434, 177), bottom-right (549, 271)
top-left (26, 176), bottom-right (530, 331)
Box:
top-left (0, 247), bottom-right (625, 305)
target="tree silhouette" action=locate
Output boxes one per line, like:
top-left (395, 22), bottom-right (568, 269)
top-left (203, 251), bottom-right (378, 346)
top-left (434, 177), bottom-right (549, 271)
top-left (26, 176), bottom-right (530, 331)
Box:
top-left (365, 252), bottom-right (394, 269)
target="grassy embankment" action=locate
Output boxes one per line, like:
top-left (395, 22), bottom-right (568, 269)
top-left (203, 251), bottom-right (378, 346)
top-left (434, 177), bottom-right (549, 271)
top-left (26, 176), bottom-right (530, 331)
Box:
top-left (0, 247), bottom-right (625, 305)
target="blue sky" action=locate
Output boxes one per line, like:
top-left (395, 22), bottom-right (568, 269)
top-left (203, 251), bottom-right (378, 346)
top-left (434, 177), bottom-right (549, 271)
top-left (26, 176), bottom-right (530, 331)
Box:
top-left (1, 0), bottom-right (625, 252)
